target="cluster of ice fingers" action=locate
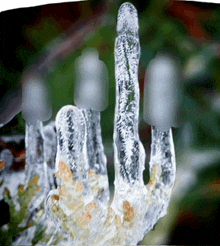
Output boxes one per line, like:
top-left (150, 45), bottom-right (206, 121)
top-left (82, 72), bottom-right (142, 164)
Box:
top-left (1, 2), bottom-right (176, 245)
top-left (42, 3), bottom-right (176, 245)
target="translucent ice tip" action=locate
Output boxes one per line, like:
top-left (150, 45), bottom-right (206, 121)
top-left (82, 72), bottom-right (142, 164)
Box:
top-left (117, 2), bottom-right (139, 36)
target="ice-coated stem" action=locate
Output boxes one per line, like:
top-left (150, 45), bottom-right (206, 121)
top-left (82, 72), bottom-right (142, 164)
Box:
top-left (25, 120), bottom-right (49, 218)
top-left (114, 2), bottom-right (144, 185)
top-left (43, 121), bottom-right (57, 189)
top-left (143, 126), bottom-right (176, 234)
top-left (82, 109), bottom-right (106, 174)
top-left (82, 108), bottom-right (109, 204)
top-left (149, 126), bottom-right (176, 189)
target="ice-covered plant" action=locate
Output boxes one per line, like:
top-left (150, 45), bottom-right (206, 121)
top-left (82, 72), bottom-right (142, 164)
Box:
top-left (0, 2), bottom-right (176, 245)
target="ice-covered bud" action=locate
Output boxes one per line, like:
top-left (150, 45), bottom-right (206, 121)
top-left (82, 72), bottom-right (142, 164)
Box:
top-left (22, 76), bottom-right (52, 122)
top-left (74, 48), bottom-right (108, 111)
top-left (144, 53), bottom-right (180, 131)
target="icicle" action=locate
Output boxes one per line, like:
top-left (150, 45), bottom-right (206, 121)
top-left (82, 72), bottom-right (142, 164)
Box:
top-left (44, 105), bottom-right (109, 245)
top-left (55, 105), bottom-right (89, 185)
top-left (143, 126), bottom-right (176, 234)
top-left (21, 73), bottom-right (52, 220)
top-left (73, 46), bottom-right (110, 206)
top-left (82, 109), bottom-right (107, 175)
top-left (113, 2), bottom-right (144, 186)
top-left (24, 120), bottom-right (49, 217)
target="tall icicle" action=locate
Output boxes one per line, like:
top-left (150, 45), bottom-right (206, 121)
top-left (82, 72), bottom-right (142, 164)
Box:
top-left (113, 2), bottom-right (145, 186)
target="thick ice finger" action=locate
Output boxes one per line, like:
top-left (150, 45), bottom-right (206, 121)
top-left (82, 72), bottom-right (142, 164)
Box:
top-left (55, 105), bottom-right (88, 183)
top-left (114, 2), bottom-right (144, 185)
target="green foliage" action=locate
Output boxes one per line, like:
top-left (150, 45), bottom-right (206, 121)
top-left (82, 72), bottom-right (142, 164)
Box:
top-left (0, 175), bottom-right (43, 245)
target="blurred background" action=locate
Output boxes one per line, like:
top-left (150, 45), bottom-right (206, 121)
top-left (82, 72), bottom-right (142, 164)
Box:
top-left (1, 0), bottom-right (220, 244)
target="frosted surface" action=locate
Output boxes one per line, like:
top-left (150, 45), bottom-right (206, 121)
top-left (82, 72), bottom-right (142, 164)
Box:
top-left (55, 105), bottom-right (88, 183)
top-left (114, 2), bottom-right (144, 185)
top-left (82, 109), bottom-right (107, 175)
top-left (111, 3), bottom-right (176, 243)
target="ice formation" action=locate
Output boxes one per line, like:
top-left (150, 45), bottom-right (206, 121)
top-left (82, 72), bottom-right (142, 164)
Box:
top-left (24, 121), bottom-right (49, 218)
top-left (43, 121), bottom-right (57, 189)
top-left (0, 2), bottom-right (176, 245)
